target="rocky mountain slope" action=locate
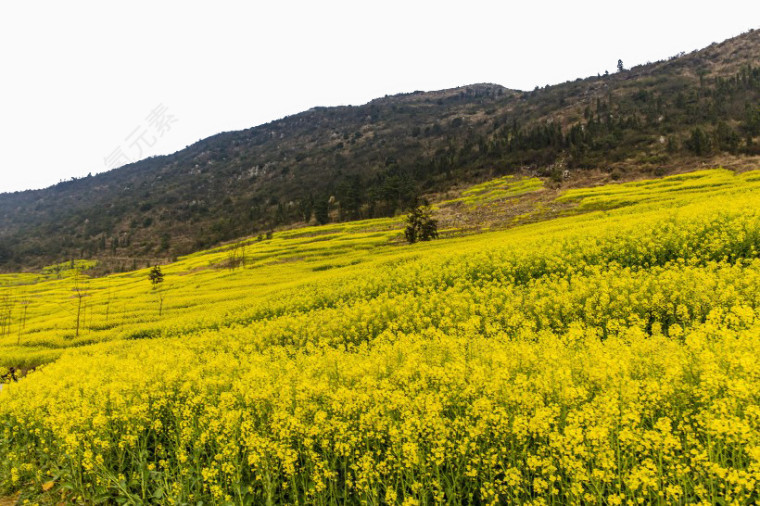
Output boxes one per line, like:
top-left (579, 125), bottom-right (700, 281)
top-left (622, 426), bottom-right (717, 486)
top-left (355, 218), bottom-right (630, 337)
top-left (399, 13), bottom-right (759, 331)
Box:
top-left (1, 29), bottom-right (759, 272)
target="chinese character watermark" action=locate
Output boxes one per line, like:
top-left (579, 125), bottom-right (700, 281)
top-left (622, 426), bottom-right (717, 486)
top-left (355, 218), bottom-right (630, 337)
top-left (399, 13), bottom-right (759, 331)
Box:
top-left (104, 104), bottom-right (178, 170)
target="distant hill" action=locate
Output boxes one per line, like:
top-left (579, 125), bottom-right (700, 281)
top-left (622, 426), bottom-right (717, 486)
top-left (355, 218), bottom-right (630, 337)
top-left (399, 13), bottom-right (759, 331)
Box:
top-left (1, 29), bottom-right (759, 272)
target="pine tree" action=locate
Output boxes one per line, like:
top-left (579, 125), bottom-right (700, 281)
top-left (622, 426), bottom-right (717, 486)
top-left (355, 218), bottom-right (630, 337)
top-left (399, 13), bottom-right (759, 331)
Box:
top-left (148, 265), bottom-right (166, 316)
top-left (404, 205), bottom-right (438, 244)
top-left (149, 265), bottom-right (164, 288)
top-left (314, 197), bottom-right (330, 225)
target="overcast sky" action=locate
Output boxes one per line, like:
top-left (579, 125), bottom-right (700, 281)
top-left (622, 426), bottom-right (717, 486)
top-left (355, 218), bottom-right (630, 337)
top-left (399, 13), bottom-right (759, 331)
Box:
top-left (1, 1), bottom-right (758, 193)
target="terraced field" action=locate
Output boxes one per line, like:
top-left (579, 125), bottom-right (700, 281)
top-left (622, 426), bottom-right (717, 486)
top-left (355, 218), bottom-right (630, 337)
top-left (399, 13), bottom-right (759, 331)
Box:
top-left (3, 169), bottom-right (760, 504)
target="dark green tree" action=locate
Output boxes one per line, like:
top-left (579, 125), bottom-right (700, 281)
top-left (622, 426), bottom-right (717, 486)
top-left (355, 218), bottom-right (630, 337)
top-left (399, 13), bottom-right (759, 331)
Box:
top-left (617, 59), bottom-right (625, 73)
top-left (148, 265), bottom-right (164, 288)
top-left (298, 194), bottom-right (314, 223)
top-left (743, 105), bottom-right (760, 136)
top-left (687, 127), bottom-right (711, 156)
top-left (404, 205), bottom-right (439, 244)
top-left (148, 265), bottom-right (166, 316)
top-left (314, 197), bottom-right (330, 225)
top-left (715, 121), bottom-right (740, 154)
top-left (337, 175), bottom-right (363, 220)
top-left (0, 242), bottom-right (12, 265)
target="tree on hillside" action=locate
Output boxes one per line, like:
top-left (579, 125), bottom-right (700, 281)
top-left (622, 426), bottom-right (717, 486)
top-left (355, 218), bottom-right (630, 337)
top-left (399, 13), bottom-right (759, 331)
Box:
top-left (298, 194), bottom-right (314, 223)
top-left (17, 297), bottom-right (30, 345)
top-left (149, 265), bottom-right (167, 316)
top-left (687, 127), bottom-right (711, 156)
top-left (405, 204), bottom-right (438, 244)
top-left (0, 243), bottom-right (12, 266)
top-left (617, 59), bottom-right (625, 73)
top-left (0, 290), bottom-right (14, 340)
top-left (314, 197), bottom-right (330, 225)
top-left (149, 265), bottom-right (164, 288)
top-left (225, 243), bottom-right (246, 270)
top-left (71, 268), bottom-right (89, 337)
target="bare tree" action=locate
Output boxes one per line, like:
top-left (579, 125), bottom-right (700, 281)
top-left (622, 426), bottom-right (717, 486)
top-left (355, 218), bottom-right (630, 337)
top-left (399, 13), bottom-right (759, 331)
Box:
top-left (0, 289), bottom-right (14, 340)
top-left (17, 297), bottom-right (30, 345)
top-left (71, 269), bottom-right (90, 338)
top-left (225, 242), bottom-right (247, 270)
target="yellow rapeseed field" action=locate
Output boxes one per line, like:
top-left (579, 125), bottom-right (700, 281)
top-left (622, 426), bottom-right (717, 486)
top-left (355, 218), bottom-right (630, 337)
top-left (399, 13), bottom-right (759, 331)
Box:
top-left (2, 169), bottom-right (760, 504)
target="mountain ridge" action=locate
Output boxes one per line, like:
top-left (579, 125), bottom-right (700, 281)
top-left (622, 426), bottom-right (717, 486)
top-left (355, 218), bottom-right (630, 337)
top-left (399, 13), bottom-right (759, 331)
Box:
top-left (1, 29), bottom-right (759, 272)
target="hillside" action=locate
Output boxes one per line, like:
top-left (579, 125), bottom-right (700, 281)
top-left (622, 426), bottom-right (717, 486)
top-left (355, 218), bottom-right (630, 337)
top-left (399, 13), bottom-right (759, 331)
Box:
top-left (1, 29), bottom-right (760, 272)
top-left (3, 168), bottom-right (760, 503)
top-left (0, 168), bottom-right (757, 368)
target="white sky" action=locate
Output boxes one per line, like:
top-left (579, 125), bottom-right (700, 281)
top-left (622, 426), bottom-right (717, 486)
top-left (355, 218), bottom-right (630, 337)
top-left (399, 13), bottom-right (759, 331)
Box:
top-left (1, 1), bottom-right (758, 193)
